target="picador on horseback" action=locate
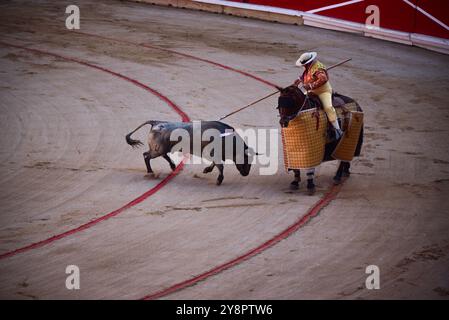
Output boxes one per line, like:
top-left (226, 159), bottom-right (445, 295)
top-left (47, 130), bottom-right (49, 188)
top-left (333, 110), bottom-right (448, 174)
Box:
top-left (293, 52), bottom-right (343, 140)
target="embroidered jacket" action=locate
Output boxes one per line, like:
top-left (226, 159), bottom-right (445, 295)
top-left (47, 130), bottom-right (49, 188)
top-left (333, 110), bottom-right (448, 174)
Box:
top-left (300, 60), bottom-right (329, 90)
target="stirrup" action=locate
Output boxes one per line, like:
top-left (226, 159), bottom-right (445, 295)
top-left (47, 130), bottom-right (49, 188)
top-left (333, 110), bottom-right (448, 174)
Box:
top-left (335, 128), bottom-right (343, 140)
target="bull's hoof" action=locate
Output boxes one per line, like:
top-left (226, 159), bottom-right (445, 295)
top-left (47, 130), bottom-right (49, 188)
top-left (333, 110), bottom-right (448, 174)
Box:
top-left (145, 172), bottom-right (155, 178)
top-left (216, 175), bottom-right (224, 186)
top-left (203, 167), bottom-right (213, 174)
top-left (342, 171), bottom-right (350, 178)
top-left (170, 164), bottom-right (176, 171)
top-left (290, 181), bottom-right (299, 190)
top-left (307, 187), bottom-right (316, 196)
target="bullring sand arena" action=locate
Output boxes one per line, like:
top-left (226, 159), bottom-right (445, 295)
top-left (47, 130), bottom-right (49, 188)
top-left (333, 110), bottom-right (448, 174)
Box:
top-left (0, 0), bottom-right (449, 299)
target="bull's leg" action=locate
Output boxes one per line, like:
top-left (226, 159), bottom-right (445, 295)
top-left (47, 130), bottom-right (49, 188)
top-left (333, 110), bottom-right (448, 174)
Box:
top-left (215, 163), bottom-right (224, 186)
top-left (333, 161), bottom-right (344, 185)
top-left (163, 153), bottom-right (176, 171)
top-left (143, 151), bottom-right (153, 174)
top-left (306, 168), bottom-right (316, 195)
top-left (203, 162), bottom-right (215, 174)
top-left (290, 169), bottom-right (301, 190)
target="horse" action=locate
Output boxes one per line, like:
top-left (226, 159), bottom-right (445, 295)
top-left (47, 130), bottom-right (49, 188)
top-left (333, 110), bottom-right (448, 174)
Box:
top-left (276, 85), bottom-right (363, 194)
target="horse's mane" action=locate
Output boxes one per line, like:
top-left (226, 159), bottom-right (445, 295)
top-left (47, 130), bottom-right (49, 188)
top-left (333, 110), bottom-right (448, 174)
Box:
top-left (280, 85), bottom-right (304, 99)
top-left (278, 85), bottom-right (316, 112)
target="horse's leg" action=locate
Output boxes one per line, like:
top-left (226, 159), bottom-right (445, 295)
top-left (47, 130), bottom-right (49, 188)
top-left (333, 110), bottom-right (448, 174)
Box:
top-left (215, 163), bottom-right (224, 186)
top-left (203, 162), bottom-right (215, 174)
top-left (306, 168), bottom-right (316, 195)
top-left (143, 151), bottom-right (153, 174)
top-left (334, 161), bottom-right (351, 184)
top-left (162, 153), bottom-right (176, 171)
top-left (342, 161), bottom-right (351, 177)
top-left (290, 169), bottom-right (301, 190)
top-left (333, 161), bottom-right (344, 185)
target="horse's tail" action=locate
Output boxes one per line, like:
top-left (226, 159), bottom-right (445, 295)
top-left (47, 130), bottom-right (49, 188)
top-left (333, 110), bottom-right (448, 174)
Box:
top-left (125, 120), bottom-right (164, 148)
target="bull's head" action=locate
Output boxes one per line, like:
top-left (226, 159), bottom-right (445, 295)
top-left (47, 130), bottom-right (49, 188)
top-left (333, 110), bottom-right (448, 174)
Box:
top-left (235, 147), bottom-right (258, 176)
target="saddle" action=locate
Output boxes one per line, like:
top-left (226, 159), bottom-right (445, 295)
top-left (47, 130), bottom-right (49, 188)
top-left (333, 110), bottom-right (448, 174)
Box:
top-left (307, 92), bottom-right (347, 109)
top-left (305, 92), bottom-right (361, 144)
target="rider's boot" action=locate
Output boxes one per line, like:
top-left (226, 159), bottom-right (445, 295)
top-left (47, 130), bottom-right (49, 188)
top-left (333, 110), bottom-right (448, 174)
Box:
top-left (331, 120), bottom-right (343, 140)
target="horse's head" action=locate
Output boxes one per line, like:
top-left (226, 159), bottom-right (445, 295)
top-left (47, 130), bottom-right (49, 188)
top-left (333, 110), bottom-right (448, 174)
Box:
top-left (276, 85), bottom-right (306, 127)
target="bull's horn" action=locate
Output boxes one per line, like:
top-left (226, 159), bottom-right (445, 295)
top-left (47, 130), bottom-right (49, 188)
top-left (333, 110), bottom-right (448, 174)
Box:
top-left (245, 148), bottom-right (262, 156)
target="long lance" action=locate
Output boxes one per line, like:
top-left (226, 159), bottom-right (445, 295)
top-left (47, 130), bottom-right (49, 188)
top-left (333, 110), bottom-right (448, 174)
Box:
top-left (218, 58), bottom-right (352, 121)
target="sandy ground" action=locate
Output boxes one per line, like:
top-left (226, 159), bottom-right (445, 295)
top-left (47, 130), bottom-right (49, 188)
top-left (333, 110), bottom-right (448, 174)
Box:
top-left (0, 0), bottom-right (448, 299)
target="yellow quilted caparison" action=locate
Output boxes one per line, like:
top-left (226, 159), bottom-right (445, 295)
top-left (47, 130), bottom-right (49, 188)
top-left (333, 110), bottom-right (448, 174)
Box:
top-left (332, 111), bottom-right (364, 161)
top-left (281, 108), bottom-right (328, 170)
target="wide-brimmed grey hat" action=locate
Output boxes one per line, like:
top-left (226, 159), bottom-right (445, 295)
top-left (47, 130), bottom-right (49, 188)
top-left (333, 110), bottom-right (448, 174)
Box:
top-left (296, 51), bottom-right (317, 66)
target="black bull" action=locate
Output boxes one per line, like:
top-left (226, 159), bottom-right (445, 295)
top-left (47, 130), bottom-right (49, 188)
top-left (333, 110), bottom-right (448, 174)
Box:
top-left (125, 120), bottom-right (255, 185)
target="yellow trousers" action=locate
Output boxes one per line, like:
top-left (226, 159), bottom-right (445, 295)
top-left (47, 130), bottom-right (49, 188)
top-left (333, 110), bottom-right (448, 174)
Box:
top-left (310, 82), bottom-right (337, 123)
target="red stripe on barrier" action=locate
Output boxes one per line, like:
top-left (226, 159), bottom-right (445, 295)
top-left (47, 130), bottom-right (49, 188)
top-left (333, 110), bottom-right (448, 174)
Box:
top-left (141, 184), bottom-right (341, 300)
top-left (0, 41), bottom-right (190, 260)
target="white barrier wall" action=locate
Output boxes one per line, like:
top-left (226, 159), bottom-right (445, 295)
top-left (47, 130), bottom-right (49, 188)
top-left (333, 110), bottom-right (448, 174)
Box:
top-left (133, 0), bottom-right (449, 54)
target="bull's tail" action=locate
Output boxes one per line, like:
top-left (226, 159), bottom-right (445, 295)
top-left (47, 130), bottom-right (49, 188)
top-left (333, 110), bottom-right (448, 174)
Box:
top-left (125, 120), bottom-right (164, 148)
